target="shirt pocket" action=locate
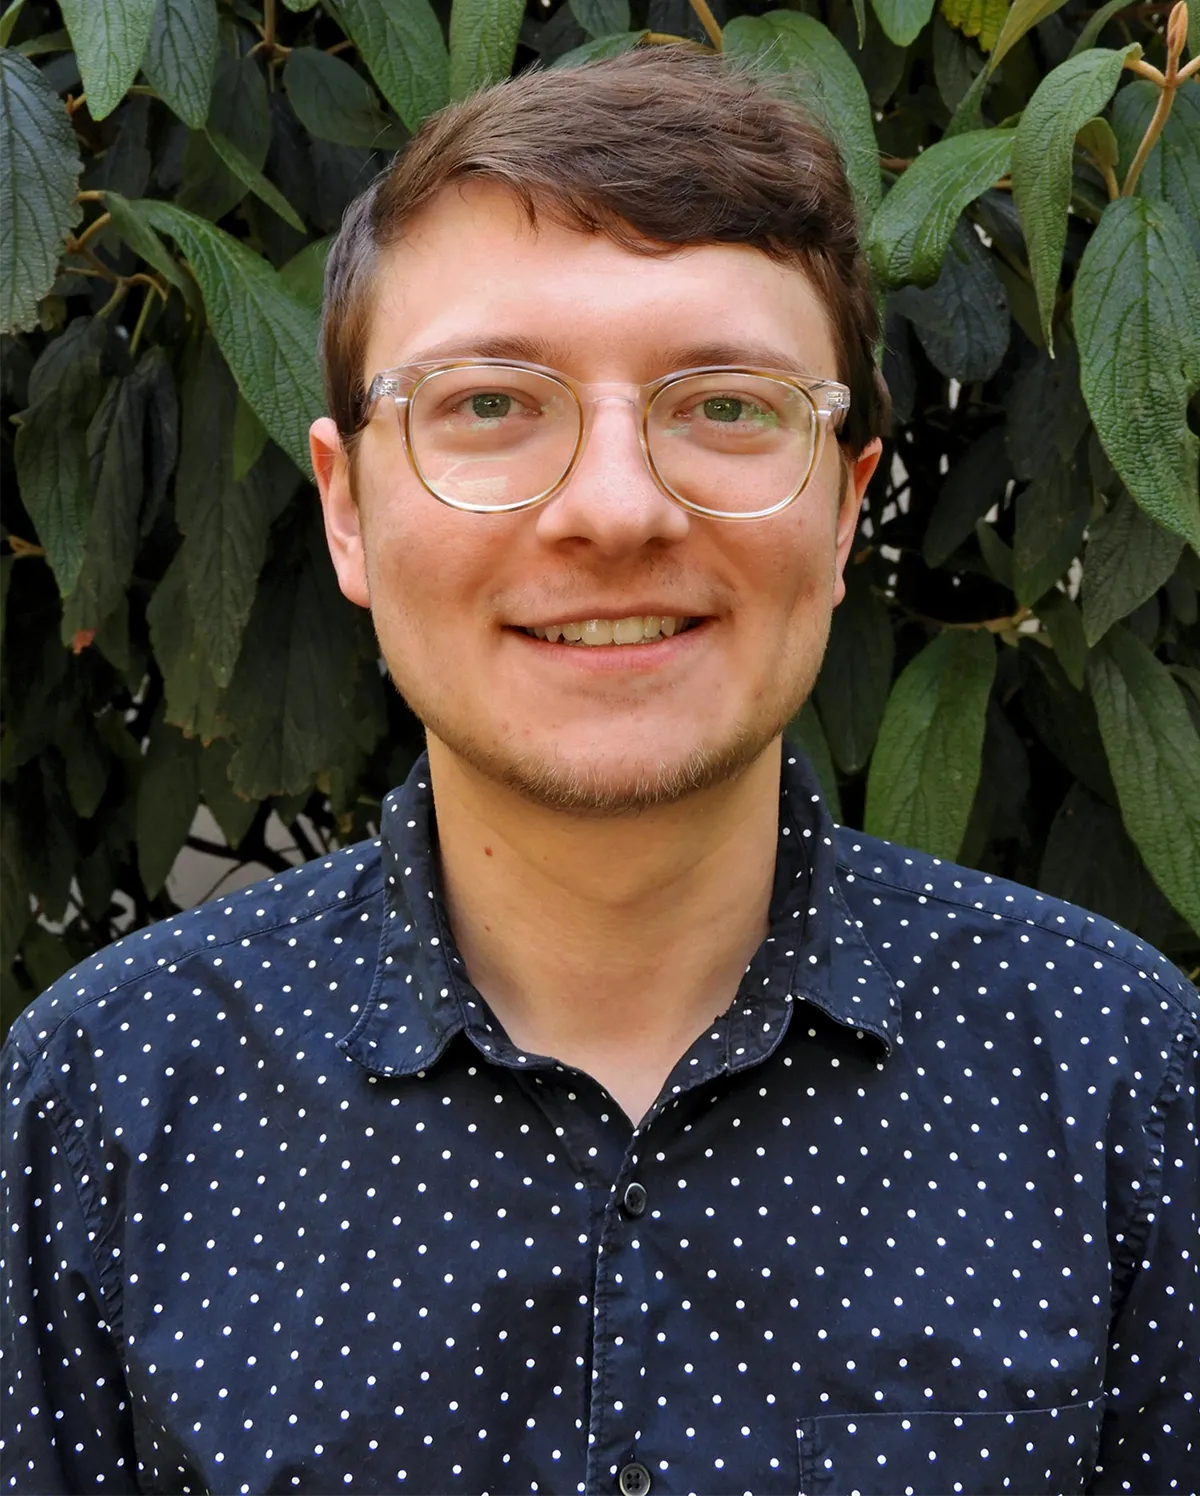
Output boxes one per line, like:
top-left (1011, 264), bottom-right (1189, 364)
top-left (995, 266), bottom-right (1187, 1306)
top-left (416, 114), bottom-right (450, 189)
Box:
top-left (796, 1399), bottom-right (1104, 1496)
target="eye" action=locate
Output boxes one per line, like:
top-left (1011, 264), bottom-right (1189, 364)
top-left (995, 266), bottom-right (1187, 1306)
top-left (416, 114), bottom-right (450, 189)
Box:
top-left (468, 392), bottom-right (514, 420)
top-left (702, 395), bottom-right (748, 423)
top-left (686, 392), bottom-right (778, 429)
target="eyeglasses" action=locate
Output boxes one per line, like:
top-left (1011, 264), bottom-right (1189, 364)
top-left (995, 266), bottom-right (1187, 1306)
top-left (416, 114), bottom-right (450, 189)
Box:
top-left (361, 359), bottom-right (851, 520)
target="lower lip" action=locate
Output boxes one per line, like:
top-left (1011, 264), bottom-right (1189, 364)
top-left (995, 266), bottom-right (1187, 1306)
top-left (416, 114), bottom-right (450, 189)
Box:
top-left (505, 621), bottom-right (712, 671)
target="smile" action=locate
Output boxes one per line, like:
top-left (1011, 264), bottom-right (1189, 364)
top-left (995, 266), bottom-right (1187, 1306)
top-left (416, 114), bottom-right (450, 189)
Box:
top-left (518, 616), bottom-right (701, 646)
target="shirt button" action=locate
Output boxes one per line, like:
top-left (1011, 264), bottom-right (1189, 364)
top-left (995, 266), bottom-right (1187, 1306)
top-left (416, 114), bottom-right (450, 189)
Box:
top-left (622, 1181), bottom-right (647, 1217)
top-left (618, 1462), bottom-right (651, 1496)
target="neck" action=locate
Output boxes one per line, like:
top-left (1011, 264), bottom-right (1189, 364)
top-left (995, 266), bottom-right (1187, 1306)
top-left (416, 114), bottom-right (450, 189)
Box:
top-left (426, 736), bottom-right (783, 1122)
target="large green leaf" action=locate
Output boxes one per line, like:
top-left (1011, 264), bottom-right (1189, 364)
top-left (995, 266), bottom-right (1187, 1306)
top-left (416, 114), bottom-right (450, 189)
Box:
top-left (551, 31), bottom-right (648, 67)
top-left (197, 739), bottom-right (258, 851)
top-left (136, 714), bottom-right (201, 898)
top-left (450, 0), bottom-right (525, 100)
top-left (1038, 780), bottom-right (1191, 951)
top-left (870, 0), bottom-right (935, 47)
top-left (890, 223), bottom-right (1009, 382)
top-left (1088, 626), bottom-right (1200, 935)
top-left (336, 0), bottom-right (449, 132)
top-left (784, 701), bottom-right (843, 824)
top-left (175, 336), bottom-right (291, 687)
top-left (12, 318), bottom-right (107, 596)
top-left (723, 12), bottom-right (881, 221)
top-left (205, 128), bottom-right (305, 233)
top-left (146, 550), bottom-right (229, 743)
top-left (1075, 196), bottom-right (1200, 552)
top-left (0, 51), bottom-right (82, 334)
top-left (939, 0), bottom-right (1007, 51)
top-left (922, 426), bottom-right (1011, 567)
top-left (1111, 80), bottom-right (1200, 257)
top-left (136, 202), bottom-right (322, 475)
top-left (864, 628), bottom-right (997, 858)
top-left (177, 53), bottom-right (270, 223)
top-left (567, 0), bottom-right (630, 35)
top-left (59, 0), bottom-right (158, 121)
top-left (102, 189), bottom-right (195, 301)
top-left (867, 127), bottom-right (1014, 288)
top-left (1012, 450), bottom-right (1090, 608)
top-left (62, 348), bottom-right (176, 639)
top-left (283, 47), bottom-right (404, 151)
top-left (1035, 590), bottom-right (1088, 690)
top-left (1005, 337), bottom-right (1090, 482)
top-left (1081, 491), bottom-right (1186, 644)
top-left (223, 515), bottom-right (370, 800)
top-left (1011, 46), bottom-right (1135, 345)
top-left (814, 564), bottom-right (895, 775)
top-left (141, 0), bottom-right (218, 130)
top-left (1069, 0), bottom-right (1130, 56)
top-left (989, 0), bottom-right (1069, 71)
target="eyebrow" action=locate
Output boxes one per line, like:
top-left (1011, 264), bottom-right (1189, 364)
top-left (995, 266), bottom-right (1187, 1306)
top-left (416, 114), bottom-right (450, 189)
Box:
top-left (402, 334), bottom-right (815, 378)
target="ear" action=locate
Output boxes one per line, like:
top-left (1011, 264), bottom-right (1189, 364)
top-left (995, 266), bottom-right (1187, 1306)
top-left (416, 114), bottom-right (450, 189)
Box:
top-left (311, 416), bottom-right (370, 610)
top-left (832, 436), bottom-right (882, 607)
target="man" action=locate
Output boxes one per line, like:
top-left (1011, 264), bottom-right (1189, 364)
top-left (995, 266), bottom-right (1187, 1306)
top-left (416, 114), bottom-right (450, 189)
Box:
top-left (2, 47), bottom-right (1196, 1496)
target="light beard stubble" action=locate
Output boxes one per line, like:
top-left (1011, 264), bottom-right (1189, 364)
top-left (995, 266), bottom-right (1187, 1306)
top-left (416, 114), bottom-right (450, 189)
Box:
top-left (385, 653), bottom-right (822, 818)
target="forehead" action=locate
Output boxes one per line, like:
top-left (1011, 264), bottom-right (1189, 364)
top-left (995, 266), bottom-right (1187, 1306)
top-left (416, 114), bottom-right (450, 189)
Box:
top-left (363, 182), bottom-right (840, 380)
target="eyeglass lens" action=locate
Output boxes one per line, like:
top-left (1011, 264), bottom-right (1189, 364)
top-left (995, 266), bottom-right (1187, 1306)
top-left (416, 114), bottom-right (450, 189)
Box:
top-left (406, 366), bottom-right (819, 514)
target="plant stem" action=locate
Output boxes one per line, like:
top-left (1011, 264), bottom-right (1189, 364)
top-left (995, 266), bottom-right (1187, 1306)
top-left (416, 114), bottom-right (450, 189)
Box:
top-left (5, 535), bottom-right (46, 559)
top-left (1122, 0), bottom-right (1190, 194)
top-left (129, 283), bottom-right (157, 356)
top-left (1123, 55), bottom-right (1166, 82)
top-left (67, 211), bottom-right (112, 255)
top-left (687, 0), bottom-right (723, 49)
top-left (97, 281), bottom-right (129, 319)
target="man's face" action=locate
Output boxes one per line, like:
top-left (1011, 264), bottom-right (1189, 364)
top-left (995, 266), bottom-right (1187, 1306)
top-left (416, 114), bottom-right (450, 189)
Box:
top-left (312, 183), bottom-right (880, 813)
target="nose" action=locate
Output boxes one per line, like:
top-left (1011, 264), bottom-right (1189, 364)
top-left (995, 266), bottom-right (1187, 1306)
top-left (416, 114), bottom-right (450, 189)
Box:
top-left (533, 394), bottom-right (691, 555)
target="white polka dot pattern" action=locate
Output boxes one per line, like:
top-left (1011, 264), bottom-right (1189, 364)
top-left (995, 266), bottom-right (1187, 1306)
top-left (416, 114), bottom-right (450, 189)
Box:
top-left (1, 752), bottom-right (1196, 1494)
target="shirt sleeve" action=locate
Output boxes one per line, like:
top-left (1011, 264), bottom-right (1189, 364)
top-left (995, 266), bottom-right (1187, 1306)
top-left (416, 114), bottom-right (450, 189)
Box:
top-left (1, 1019), bottom-right (139, 1494)
top-left (1090, 997), bottom-right (1200, 1494)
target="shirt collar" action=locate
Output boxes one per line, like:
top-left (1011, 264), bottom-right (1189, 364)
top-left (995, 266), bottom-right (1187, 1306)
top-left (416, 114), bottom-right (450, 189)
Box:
top-left (339, 749), bottom-right (900, 1078)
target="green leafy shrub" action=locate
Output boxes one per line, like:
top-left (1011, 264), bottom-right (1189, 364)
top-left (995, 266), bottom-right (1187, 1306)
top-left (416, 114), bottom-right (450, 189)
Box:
top-left (2, 0), bottom-right (1198, 1032)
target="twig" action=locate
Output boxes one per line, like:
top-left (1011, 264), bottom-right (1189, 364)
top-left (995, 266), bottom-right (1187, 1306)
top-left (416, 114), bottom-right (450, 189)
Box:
top-left (1123, 54), bottom-right (1167, 83)
top-left (687, 0), bottom-right (723, 48)
top-left (6, 535), bottom-right (46, 558)
top-left (643, 31), bottom-right (710, 48)
top-left (129, 282), bottom-right (157, 355)
top-left (1122, 1), bottom-right (1190, 194)
top-left (65, 212), bottom-right (112, 256)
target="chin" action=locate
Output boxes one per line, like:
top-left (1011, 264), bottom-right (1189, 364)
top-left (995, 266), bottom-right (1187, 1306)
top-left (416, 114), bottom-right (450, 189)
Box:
top-left (422, 709), bottom-right (787, 815)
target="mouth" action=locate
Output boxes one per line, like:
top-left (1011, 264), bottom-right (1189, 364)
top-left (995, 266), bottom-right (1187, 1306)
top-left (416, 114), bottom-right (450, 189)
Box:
top-left (516, 615), bottom-right (704, 647)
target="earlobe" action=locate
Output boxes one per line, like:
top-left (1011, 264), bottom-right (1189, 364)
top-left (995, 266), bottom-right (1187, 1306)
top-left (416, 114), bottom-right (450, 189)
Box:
top-left (310, 416), bottom-right (371, 610)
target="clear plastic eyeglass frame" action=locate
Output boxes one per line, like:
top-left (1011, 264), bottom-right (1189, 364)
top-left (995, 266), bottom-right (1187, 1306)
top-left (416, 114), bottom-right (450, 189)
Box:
top-left (361, 358), bottom-right (852, 521)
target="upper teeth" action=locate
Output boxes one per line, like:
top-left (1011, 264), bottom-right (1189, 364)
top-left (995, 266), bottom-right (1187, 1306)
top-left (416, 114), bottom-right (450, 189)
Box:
top-left (526, 615), bottom-right (688, 645)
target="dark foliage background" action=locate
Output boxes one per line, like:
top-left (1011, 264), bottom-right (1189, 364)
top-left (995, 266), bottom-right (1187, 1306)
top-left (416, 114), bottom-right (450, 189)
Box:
top-left (2, 0), bottom-right (1198, 1036)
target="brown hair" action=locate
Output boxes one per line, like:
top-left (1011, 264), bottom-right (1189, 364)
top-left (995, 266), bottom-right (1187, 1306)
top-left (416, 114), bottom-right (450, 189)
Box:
top-left (321, 44), bottom-right (887, 456)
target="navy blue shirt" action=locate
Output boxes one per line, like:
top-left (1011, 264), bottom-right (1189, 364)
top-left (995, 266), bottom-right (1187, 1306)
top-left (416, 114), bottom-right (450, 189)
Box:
top-left (3, 751), bottom-right (1197, 1495)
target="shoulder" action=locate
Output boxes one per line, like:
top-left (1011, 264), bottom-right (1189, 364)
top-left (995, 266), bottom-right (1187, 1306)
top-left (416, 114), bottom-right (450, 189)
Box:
top-left (5, 838), bottom-right (386, 1075)
top-left (832, 826), bottom-right (1198, 1033)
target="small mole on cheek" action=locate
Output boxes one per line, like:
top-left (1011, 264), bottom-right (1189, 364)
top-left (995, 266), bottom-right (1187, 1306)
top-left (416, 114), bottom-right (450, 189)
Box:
top-left (484, 846), bottom-right (493, 857)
